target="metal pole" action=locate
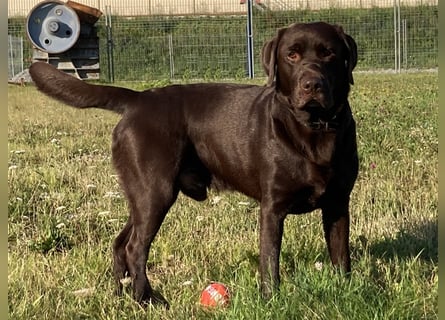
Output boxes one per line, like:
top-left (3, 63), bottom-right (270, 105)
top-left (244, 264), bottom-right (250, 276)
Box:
top-left (393, 0), bottom-right (398, 72)
top-left (106, 5), bottom-right (114, 83)
top-left (402, 19), bottom-right (407, 69)
top-left (246, 0), bottom-right (254, 78)
top-left (20, 37), bottom-right (24, 73)
top-left (393, 0), bottom-right (397, 70)
top-left (397, 0), bottom-right (401, 72)
top-left (9, 35), bottom-right (14, 77)
top-left (168, 34), bottom-right (174, 79)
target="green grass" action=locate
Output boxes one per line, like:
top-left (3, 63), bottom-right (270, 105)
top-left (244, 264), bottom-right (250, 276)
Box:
top-left (8, 72), bottom-right (437, 319)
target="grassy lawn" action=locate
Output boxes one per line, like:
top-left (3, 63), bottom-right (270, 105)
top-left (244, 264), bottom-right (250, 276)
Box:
top-left (8, 72), bottom-right (437, 319)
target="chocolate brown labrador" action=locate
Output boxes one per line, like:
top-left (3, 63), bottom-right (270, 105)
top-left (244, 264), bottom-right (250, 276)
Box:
top-left (29, 21), bottom-right (358, 307)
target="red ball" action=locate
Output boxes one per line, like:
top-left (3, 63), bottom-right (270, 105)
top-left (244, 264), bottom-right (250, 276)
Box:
top-left (200, 282), bottom-right (230, 307)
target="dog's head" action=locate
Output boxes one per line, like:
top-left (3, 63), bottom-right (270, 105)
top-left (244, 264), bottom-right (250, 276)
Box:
top-left (262, 22), bottom-right (357, 121)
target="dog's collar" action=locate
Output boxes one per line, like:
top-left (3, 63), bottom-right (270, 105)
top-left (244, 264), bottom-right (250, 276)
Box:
top-left (307, 103), bottom-right (346, 132)
top-left (308, 117), bottom-right (338, 131)
top-left (275, 94), bottom-right (344, 132)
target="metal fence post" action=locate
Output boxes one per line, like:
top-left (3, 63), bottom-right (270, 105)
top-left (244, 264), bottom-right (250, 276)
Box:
top-left (105, 5), bottom-right (115, 83)
top-left (168, 33), bottom-right (175, 79)
top-left (393, 0), bottom-right (401, 72)
top-left (246, 0), bottom-right (254, 79)
top-left (8, 35), bottom-right (24, 80)
top-left (402, 19), bottom-right (407, 69)
top-left (8, 35), bottom-right (15, 77)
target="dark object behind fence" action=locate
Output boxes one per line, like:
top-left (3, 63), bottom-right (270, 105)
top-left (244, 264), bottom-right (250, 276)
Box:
top-left (25, 0), bottom-right (103, 80)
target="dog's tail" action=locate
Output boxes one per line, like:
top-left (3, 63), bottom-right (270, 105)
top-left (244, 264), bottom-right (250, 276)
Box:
top-left (29, 62), bottom-right (137, 114)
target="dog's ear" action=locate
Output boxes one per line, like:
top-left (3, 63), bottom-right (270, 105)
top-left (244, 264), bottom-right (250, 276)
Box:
top-left (261, 36), bottom-right (278, 86)
top-left (335, 26), bottom-right (358, 85)
top-left (344, 33), bottom-right (358, 85)
top-left (261, 28), bottom-right (286, 86)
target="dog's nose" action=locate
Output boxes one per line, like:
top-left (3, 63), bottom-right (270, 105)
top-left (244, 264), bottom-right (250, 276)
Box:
top-left (301, 77), bottom-right (323, 94)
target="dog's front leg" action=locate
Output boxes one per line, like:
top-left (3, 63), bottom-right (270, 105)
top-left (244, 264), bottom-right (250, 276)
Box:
top-left (321, 202), bottom-right (351, 273)
top-left (259, 203), bottom-right (285, 299)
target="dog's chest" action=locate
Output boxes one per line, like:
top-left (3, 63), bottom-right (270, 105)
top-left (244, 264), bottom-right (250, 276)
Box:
top-left (272, 145), bottom-right (336, 214)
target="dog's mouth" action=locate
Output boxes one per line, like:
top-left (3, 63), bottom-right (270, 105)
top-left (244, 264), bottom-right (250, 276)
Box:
top-left (302, 99), bottom-right (325, 110)
top-left (301, 99), bottom-right (332, 117)
top-left (301, 99), bottom-right (339, 130)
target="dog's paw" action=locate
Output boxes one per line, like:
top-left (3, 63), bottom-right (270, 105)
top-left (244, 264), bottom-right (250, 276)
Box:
top-left (138, 290), bottom-right (170, 309)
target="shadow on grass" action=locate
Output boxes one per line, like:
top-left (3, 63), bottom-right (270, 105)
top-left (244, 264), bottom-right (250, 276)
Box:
top-left (368, 219), bottom-right (437, 263)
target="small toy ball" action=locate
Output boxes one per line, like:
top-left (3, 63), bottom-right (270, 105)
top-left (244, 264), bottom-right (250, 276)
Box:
top-left (200, 282), bottom-right (230, 307)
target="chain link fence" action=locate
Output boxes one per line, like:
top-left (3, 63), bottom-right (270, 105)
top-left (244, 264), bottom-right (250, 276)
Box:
top-left (8, 35), bottom-right (24, 80)
top-left (8, 0), bottom-right (438, 81)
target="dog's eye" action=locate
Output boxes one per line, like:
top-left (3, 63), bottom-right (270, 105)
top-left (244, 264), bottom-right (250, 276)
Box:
top-left (287, 51), bottom-right (300, 62)
top-left (319, 47), bottom-right (334, 58)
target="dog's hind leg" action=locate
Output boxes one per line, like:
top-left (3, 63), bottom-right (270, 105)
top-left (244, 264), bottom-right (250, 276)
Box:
top-left (112, 218), bottom-right (132, 296)
top-left (113, 168), bottom-right (179, 307)
top-left (111, 123), bottom-right (180, 307)
top-left (124, 184), bottom-right (178, 307)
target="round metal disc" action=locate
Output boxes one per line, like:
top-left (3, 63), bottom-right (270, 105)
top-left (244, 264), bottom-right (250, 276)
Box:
top-left (26, 0), bottom-right (81, 54)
